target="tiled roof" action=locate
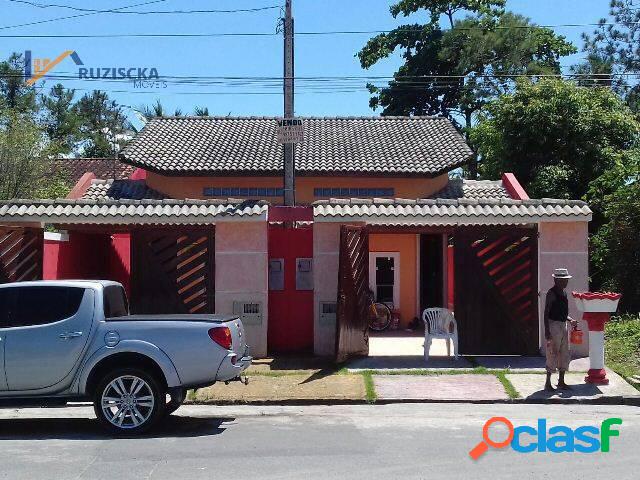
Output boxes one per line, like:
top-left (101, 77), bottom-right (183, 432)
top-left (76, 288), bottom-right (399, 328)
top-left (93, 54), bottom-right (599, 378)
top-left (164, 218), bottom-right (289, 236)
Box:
top-left (313, 198), bottom-right (592, 225)
top-left (120, 116), bottom-right (473, 176)
top-left (52, 158), bottom-right (136, 183)
top-left (431, 179), bottom-right (510, 200)
top-left (81, 179), bottom-right (165, 201)
top-left (0, 199), bottom-right (268, 225)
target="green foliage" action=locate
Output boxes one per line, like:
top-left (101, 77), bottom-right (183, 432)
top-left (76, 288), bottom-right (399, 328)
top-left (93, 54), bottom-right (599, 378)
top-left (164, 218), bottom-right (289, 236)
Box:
top-left (0, 53), bottom-right (36, 114)
top-left (470, 79), bottom-right (639, 201)
top-left (0, 109), bottom-right (50, 200)
top-left (358, 2), bottom-right (575, 175)
top-left (76, 90), bottom-right (129, 157)
top-left (591, 177), bottom-right (640, 312)
top-left (40, 84), bottom-right (82, 156)
top-left (605, 314), bottom-right (640, 381)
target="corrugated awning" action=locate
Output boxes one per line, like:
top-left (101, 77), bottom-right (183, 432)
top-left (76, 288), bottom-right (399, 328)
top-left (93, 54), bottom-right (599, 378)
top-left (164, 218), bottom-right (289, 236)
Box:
top-left (313, 198), bottom-right (592, 225)
top-left (0, 198), bottom-right (268, 225)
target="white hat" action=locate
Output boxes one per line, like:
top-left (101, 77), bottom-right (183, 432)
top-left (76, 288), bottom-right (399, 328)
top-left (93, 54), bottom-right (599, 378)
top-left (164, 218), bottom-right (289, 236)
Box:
top-left (552, 268), bottom-right (572, 279)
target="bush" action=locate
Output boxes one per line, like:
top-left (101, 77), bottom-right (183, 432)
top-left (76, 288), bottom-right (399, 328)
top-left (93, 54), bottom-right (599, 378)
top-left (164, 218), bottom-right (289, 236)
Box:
top-left (605, 314), bottom-right (640, 380)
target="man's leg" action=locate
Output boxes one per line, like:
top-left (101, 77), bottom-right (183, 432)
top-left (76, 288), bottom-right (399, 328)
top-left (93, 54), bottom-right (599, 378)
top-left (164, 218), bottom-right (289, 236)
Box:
top-left (557, 323), bottom-right (572, 389)
top-left (545, 371), bottom-right (555, 391)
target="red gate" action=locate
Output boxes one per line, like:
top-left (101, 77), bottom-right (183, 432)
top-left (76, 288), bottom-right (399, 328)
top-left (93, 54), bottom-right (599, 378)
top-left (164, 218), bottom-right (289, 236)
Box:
top-left (267, 225), bottom-right (314, 353)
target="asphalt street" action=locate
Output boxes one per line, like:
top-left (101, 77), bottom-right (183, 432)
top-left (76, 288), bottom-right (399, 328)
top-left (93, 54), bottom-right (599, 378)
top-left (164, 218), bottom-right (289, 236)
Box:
top-left (0, 403), bottom-right (637, 479)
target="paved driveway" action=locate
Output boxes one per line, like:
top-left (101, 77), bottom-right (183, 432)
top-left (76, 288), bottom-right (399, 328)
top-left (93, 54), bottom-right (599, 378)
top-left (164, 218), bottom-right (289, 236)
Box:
top-left (0, 403), bottom-right (638, 479)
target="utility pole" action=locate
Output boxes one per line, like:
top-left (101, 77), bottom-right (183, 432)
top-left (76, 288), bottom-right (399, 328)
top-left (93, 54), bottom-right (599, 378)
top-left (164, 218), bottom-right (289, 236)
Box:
top-left (283, 0), bottom-right (295, 206)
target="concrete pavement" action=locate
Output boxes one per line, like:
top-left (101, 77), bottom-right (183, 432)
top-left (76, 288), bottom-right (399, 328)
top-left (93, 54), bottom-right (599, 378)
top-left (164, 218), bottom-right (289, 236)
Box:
top-left (0, 403), bottom-right (638, 479)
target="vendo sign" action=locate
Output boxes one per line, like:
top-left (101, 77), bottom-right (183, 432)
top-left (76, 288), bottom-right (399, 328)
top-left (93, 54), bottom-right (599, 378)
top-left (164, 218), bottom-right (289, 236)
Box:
top-left (277, 118), bottom-right (304, 144)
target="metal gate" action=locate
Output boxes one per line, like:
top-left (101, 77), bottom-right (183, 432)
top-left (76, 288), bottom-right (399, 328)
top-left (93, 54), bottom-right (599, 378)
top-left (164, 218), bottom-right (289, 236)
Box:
top-left (130, 228), bottom-right (215, 314)
top-left (0, 226), bottom-right (43, 284)
top-left (335, 225), bottom-right (370, 362)
top-left (454, 227), bottom-right (538, 355)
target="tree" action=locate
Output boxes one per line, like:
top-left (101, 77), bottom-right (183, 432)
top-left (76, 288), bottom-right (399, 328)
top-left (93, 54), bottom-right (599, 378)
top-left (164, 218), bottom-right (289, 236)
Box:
top-left (591, 172), bottom-right (640, 312)
top-left (358, 1), bottom-right (575, 176)
top-left (0, 53), bottom-right (36, 114)
top-left (40, 84), bottom-right (82, 156)
top-left (582, 0), bottom-right (640, 111)
top-left (0, 109), bottom-right (52, 199)
top-left (470, 79), bottom-right (639, 204)
top-left (76, 90), bottom-right (129, 157)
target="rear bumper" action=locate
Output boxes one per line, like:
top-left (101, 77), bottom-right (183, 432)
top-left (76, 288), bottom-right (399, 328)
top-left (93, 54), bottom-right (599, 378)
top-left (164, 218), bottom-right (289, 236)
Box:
top-left (216, 352), bottom-right (252, 382)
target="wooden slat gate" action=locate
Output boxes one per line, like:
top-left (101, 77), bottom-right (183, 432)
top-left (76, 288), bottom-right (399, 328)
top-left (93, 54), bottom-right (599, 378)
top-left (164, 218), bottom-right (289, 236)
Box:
top-left (454, 227), bottom-right (538, 355)
top-left (335, 225), bottom-right (370, 362)
top-left (130, 228), bottom-right (215, 315)
top-left (0, 226), bottom-right (43, 284)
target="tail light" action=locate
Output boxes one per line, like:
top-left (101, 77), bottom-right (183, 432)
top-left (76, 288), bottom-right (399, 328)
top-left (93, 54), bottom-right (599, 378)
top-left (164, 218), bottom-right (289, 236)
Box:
top-left (208, 327), bottom-right (232, 350)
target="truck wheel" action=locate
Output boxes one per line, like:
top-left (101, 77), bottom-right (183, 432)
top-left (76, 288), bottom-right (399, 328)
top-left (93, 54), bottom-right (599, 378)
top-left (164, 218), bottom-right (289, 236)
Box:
top-left (94, 368), bottom-right (165, 435)
top-left (164, 388), bottom-right (187, 416)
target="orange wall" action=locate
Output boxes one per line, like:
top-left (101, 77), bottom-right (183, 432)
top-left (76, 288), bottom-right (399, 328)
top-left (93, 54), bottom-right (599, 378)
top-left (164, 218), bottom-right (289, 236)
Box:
top-left (369, 233), bottom-right (418, 328)
top-left (146, 172), bottom-right (449, 204)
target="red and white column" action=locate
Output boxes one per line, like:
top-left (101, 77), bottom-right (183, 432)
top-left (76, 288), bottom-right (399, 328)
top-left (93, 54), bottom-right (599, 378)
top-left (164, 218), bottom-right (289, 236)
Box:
top-left (583, 312), bottom-right (609, 385)
top-left (572, 292), bottom-right (622, 385)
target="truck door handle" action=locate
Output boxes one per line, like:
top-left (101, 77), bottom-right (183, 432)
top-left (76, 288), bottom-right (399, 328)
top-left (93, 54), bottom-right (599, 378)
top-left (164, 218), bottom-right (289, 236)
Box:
top-left (59, 331), bottom-right (83, 340)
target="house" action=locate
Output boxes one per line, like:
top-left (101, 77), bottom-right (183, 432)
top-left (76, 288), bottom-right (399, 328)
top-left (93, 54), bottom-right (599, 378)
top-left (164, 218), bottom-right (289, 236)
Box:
top-left (0, 116), bottom-right (591, 360)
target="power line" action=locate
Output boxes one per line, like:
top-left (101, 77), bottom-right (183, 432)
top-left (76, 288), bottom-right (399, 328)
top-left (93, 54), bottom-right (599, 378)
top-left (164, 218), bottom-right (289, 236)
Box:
top-left (0, 0), bottom-right (169, 30)
top-left (3, 22), bottom-right (640, 38)
top-left (6, 0), bottom-right (283, 15)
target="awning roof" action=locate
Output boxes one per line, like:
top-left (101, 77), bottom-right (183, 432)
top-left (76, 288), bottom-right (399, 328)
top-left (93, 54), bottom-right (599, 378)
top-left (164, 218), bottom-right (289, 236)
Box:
top-left (313, 198), bottom-right (592, 225)
top-left (0, 199), bottom-right (268, 225)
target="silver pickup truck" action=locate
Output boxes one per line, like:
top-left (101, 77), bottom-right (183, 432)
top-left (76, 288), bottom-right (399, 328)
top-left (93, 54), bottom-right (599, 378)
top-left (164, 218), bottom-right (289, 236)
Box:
top-left (0, 280), bottom-right (251, 434)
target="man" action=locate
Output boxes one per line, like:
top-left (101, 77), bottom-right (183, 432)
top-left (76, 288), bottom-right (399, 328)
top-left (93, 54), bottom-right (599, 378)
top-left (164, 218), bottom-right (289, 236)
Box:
top-left (544, 268), bottom-right (578, 391)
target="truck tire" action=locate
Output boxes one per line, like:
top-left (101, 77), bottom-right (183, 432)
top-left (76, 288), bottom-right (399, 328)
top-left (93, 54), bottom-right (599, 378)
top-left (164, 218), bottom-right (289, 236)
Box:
top-left (94, 368), bottom-right (165, 435)
top-left (165, 388), bottom-right (187, 416)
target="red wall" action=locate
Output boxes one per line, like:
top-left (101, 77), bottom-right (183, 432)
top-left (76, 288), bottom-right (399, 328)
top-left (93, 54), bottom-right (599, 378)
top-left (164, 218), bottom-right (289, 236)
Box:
top-left (268, 225), bottom-right (314, 353)
top-left (44, 232), bottom-right (131, 295)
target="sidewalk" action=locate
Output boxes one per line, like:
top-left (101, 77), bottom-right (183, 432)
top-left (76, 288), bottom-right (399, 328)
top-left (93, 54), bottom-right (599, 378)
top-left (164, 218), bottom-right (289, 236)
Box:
top-left (187, 355), bottom-right (640, 406)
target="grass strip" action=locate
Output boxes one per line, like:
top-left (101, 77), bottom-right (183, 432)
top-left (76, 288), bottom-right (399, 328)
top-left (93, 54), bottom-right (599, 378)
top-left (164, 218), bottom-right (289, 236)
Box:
top-left (495, 371), bottom-right (520, 399)
top-left (362, 371), bottom-right (377, 404)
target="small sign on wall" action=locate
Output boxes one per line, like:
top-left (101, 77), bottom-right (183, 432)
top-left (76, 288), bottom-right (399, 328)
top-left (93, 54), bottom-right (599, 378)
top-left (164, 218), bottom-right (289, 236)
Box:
top-left (277, 118), bottom-right (304, 144)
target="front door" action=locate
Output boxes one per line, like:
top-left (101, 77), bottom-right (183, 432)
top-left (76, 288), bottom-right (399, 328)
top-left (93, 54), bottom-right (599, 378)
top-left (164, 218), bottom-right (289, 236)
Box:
top-left (336, 225), bottom-right (370, 363)
top-left (4, 285), bottom-right (94, 391)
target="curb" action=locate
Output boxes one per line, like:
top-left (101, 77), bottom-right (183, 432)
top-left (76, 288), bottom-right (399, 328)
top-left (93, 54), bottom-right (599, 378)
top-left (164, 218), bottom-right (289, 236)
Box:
top-left (184, 396), bottom-right (640, 407)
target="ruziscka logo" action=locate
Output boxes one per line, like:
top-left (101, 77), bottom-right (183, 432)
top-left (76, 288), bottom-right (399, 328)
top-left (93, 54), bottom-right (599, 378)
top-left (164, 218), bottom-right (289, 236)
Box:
top-left (24, 50), bottom-right (162, 88)
top-left (469, 416), bottom-right (622, 459)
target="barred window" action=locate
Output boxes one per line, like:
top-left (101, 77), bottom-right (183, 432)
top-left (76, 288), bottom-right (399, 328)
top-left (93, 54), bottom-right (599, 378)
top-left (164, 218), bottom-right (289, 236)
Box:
top-left (203, 187), bottom-right (284, 197)
top-left (313, 187), bottom-right (395, 197)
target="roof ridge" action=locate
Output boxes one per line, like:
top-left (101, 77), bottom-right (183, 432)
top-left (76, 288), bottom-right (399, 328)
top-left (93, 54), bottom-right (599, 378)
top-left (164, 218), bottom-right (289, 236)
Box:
top-left (149, 115), bottom-right (448, 121)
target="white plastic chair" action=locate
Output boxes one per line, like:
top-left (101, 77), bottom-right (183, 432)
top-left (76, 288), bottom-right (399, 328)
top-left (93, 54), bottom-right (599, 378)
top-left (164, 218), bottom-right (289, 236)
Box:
top-left (422, 308), bottom-right (459, 361)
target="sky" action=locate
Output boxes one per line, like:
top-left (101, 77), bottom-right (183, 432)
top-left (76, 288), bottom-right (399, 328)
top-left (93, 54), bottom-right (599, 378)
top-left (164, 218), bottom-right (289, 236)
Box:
top-left (0, 0), bottom-right (612, 125)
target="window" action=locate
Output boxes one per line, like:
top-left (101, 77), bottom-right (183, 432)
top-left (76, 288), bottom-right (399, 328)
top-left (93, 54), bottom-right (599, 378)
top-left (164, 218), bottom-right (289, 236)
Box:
top-left (0, 288), bottom-right (15, 328)
top-left (7, 286), bottom-right (86, 328)
top-left (104, 285), bottom-right (129, 318)
top-left (203, 187), bottom-right (284, 197)
top-left (314, 187), bottom-right (395, 198)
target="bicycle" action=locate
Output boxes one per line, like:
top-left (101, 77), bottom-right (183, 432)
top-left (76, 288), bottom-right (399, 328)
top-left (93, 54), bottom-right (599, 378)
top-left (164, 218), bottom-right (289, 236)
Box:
top-left (367, 289), bottom-right (393, 331)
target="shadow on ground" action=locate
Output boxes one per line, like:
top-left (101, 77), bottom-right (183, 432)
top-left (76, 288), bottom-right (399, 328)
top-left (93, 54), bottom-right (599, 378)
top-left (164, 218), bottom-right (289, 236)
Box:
top-left (526, 383), bottom-right (604, 400)
top-left (0, 414), bottom-right (234, 440)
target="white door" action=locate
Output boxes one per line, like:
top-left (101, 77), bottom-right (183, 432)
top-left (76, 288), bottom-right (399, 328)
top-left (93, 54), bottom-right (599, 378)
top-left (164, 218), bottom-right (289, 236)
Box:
top-left (4, 286), bottom-right (95, 391)
top-left (0, 287), bottom-right (12, 391)
top-left (369, 252), bottom-right (400, 308)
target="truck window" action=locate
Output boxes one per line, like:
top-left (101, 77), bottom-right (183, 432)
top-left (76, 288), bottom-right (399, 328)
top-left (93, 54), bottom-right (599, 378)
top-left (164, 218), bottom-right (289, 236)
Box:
top-left (0, 288), bottom-right (15, 328)
top-left (8, 286), bottom-right (86, 328)
top-left (103, 285), bottom-right (129, 318)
